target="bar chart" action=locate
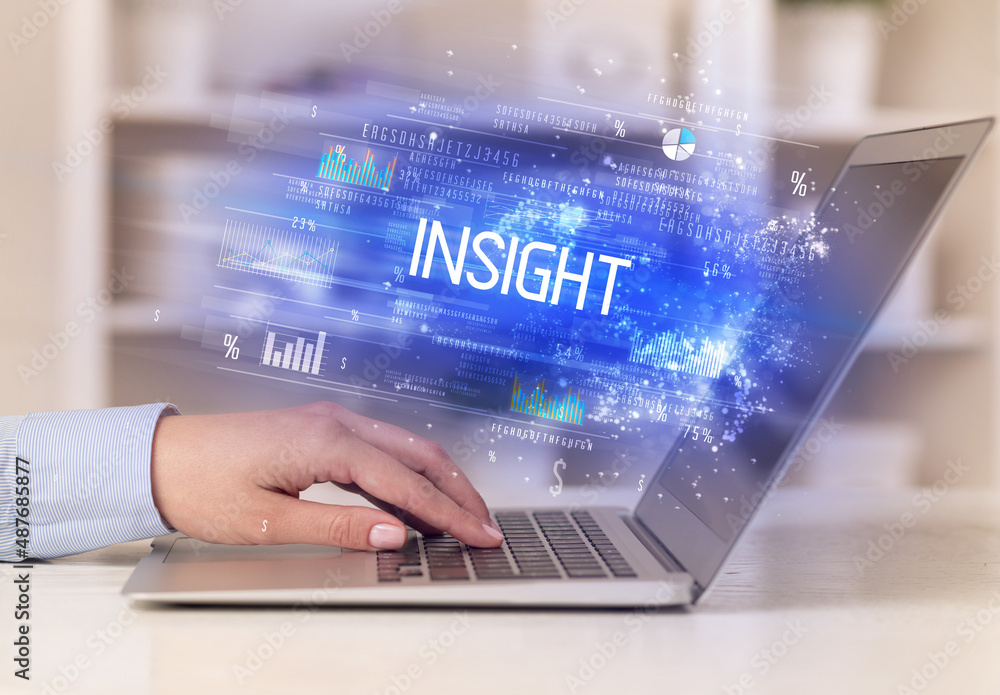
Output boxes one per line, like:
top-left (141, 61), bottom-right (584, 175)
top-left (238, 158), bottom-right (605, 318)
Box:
top-left (509, 377), bottom-right (585, 425)
top-left (260, 324), bottom-right (327, 375)
top-left (316, 144), bottom-right (396, 191)
top-left (629, 330), bottom-right (728, 379)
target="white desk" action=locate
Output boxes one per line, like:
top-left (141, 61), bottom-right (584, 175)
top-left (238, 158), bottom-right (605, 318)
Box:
top-left (4, 488), bottom-right (1000, 695)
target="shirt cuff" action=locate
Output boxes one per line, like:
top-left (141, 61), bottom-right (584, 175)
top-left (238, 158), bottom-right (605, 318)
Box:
top-left (0, 403), bottom-right (179, 561)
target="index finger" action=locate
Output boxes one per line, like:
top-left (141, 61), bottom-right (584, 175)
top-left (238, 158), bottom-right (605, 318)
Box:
top-left (330, 407), bottom-right (494, 526)
top-left (308, 424), bottom-right (502, 548)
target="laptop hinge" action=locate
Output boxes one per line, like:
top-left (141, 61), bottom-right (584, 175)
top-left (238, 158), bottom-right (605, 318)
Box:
top-left (622, 513), bottom-right (705, 596)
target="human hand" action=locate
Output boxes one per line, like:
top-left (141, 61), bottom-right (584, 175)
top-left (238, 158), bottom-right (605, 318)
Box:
top-left (149, 402), bottom-right (503, 551)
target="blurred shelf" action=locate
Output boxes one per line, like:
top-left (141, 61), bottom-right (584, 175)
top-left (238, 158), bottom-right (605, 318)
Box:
top-left (793, 106), bottom-right (989, 143)
top-left (107, 92), bottom-right (233, 126)
top-left (114, 217), bottom-right (219, 241)
top-left (861, 315), bottom-right (988, 352)
top-left (108, 300), bottom-right (203, 335)
top-left (781, 420), bottom-right (921, 489)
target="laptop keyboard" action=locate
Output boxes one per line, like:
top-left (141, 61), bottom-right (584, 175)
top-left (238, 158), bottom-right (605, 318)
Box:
top-left (376, 510), bottom-right (637, 582)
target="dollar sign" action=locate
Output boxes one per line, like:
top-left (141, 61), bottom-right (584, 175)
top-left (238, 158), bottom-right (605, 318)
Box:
top-left (311, 105), bottom-right (318, 118)
top-left (736, 124), bottom-right (742, 136)
top-left (549, 459), bottom-right (566, 497)
top-left (261, 520), bottom-right (267, 532)
top-left (638, 477), bottom-right (644, 492)
top-left (341, 357), bottom-right (347, 369)
top-left (153, 310), bottom-right (160, 322)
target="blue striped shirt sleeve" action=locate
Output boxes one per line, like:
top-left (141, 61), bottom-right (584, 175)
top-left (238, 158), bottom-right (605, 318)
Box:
top-left (0, 403), bottom-right (179, 561)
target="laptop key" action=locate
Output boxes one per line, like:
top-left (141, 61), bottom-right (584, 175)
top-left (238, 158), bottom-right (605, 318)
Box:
top-left (566, 569), bottom-right (608, 578)
top-left (377, 510), bottom-right (640, 583)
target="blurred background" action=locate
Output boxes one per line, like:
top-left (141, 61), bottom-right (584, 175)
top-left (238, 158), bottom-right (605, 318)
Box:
top-left (0, 0), bottom-right (997, 493)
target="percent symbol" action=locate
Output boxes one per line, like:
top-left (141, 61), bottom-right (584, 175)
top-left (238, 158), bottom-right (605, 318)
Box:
top-left (488, 451), bottom-right (497, 463)
top-left (791, 170), bottom-right (808, 197)
top-left (614, 119), bottom-right (627, 138)
top-left (351, 309), bottom-right (360, 321)
top-left (223, 334), bottom-right (240, 360)
top-left (393, 265), bottom-right (406, 283)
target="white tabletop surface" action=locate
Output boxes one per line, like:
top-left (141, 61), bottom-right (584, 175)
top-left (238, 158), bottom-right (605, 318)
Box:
top-left (4, 486), bottom-right (1000, 695)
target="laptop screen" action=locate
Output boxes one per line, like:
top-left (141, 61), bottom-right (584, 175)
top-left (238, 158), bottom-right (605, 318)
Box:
top-left (634, 116), bottom-right (993, 592)
top-left (651, 156), bottom-right (964, 543)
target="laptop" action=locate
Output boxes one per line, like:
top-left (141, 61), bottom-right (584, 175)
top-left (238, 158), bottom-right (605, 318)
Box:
top-left (122, 112), bottom-right (992, 606)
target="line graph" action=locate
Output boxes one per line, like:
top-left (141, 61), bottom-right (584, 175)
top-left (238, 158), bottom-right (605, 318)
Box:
top-left (218, 219), bottom-right (339, 288)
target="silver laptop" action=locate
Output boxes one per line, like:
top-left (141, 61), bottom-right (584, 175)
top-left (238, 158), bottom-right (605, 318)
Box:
top-left (123, 116), bottom-right (993, 607)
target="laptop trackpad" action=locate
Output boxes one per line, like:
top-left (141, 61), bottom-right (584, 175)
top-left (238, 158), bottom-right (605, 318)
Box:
top-left (164, 537), bottom-right (344, 563)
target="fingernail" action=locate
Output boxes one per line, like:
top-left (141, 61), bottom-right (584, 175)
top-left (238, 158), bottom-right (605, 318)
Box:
top-left (369, 523), bottom-right (406, 549)
top-left (482, 523), bottom-right (504, 543)
top-left (490, 518), bottom-right (502, 534)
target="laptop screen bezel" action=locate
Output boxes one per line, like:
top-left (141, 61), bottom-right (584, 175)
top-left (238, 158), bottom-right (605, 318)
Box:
top-left (631, 118), bottom-right (994, 599)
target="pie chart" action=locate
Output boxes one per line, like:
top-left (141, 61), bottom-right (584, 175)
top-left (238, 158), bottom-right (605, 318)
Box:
top-left (662, 128), bottom-right (696, 161)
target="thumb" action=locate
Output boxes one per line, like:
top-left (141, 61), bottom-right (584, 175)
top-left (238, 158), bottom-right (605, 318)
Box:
top-left (262, 496), bottom-right (409, 550)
